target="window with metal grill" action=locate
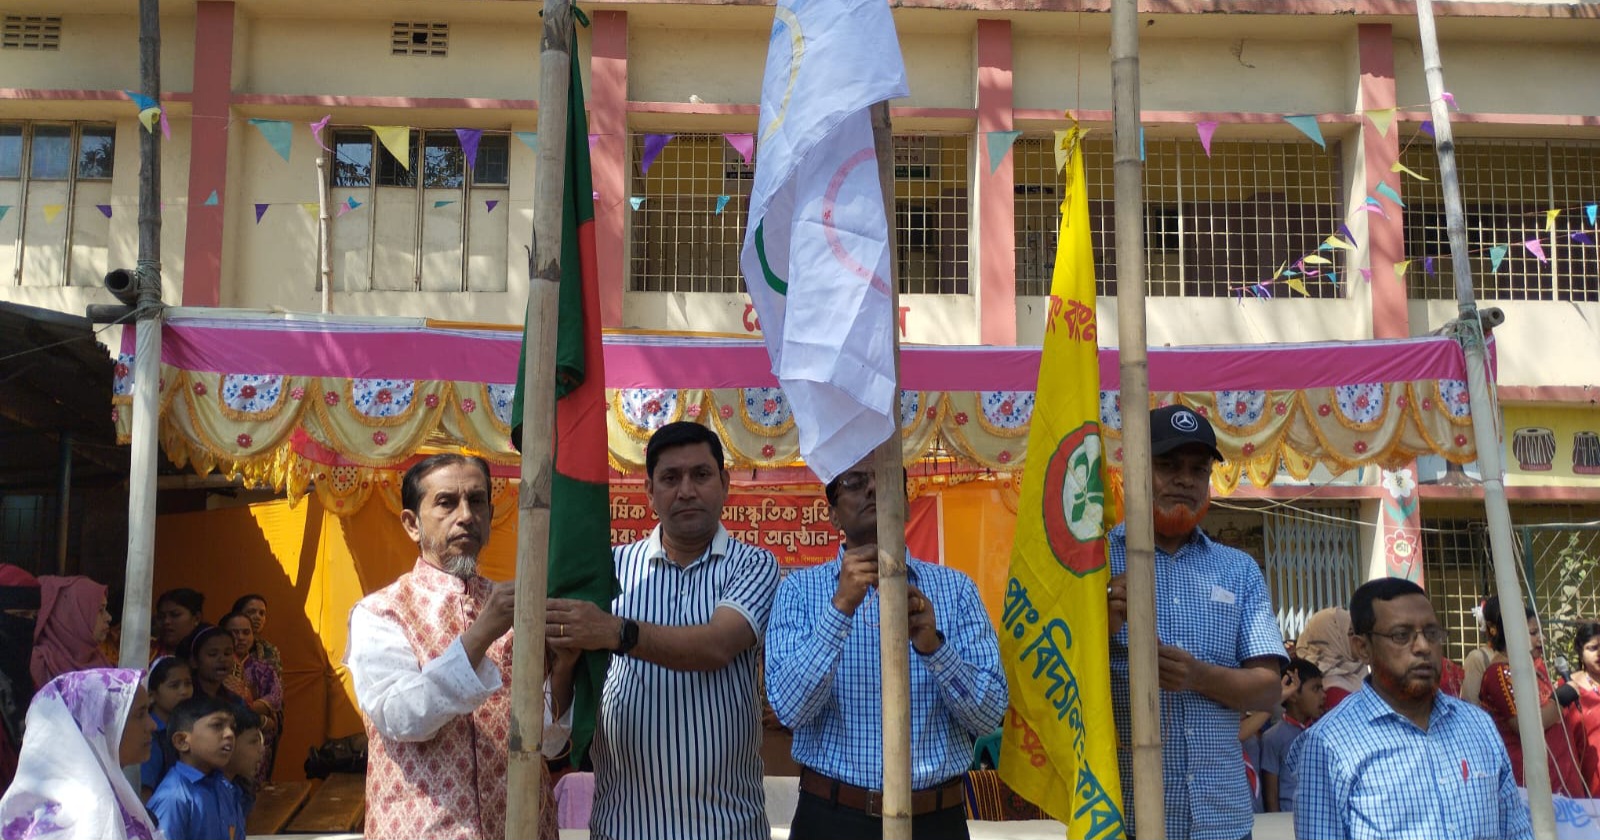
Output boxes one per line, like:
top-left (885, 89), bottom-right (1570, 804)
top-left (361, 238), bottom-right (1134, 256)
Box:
top-left (3, 15), bottom-right (60, 50)
top-left (391, 22), bottom-right (448, 57)
top-left (1014, 136), bottom-right (1346, 298)
top-left (626, 132), bottom-right (970, 296)
top-left (1422, 518), bottom-right (1493, 666)
top-left (1400, 138), bottom-right (1600, 303)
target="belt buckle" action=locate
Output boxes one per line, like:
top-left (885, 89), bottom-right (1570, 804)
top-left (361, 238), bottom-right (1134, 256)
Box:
top-left (865, 790), bottom-right (883, 818)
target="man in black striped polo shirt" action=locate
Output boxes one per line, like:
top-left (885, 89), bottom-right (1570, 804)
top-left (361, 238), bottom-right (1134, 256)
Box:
top-left (547, 422), bottom-right (779, 840)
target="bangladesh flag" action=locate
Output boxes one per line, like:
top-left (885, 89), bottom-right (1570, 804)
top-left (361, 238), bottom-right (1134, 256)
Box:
top-left (510, 25), bottom-right (616, 765)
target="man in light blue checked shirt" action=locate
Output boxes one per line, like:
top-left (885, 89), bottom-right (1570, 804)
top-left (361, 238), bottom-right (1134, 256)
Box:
top-left (766, 454), bottom-right (1006, 840)
top-left (1291, 576), bottom-right (1532, 840)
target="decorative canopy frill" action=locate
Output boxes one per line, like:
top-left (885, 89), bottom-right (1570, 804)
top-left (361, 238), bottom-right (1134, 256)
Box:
top-left (114, 311), bottom-right (1487, 514)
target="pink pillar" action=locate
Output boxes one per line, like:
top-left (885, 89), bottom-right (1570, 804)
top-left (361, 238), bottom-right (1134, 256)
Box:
top-left (975, 19), bottom-right (1016, 345)
top-left (591, 11), bottom-right (628, 328)
top-left (181, 2), bottom-right (234, 307)
top-left (1359, 23), bottom-right (1408, 340)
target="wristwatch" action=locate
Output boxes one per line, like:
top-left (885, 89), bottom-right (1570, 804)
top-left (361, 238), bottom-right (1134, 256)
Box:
top-left (613, 618), bottom-right (640, 656)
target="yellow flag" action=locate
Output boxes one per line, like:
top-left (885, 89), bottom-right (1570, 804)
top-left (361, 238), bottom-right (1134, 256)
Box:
top-left (138, 107), bottom-right (161, 134)
top-left (369, 125), bottom-right (412, 170)
top-left (1547, 209), bottom-right (1561, 232)
top-left (1285, 276), bottom-right (1309, 297)
top-left (1390, 161), bottom-right (1430, 182)
top-left (999, 127), bottom-right (1126, 840)
top-left (41, 204), bottom-right (65, 222)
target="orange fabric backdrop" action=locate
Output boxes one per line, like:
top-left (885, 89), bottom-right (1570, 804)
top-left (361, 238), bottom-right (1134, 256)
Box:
top-left (150, 482), bottom-right (1016, 782)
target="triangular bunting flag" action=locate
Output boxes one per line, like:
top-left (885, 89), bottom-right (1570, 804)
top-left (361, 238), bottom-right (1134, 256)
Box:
top-left (1441, 91), bottom-right (1457, 110)
top-left (254, 204), bottom-right (269, 224)
top-left (124, 90), bottom-right (157, 111)
top-left (715, 195), bottom-right (731, 215)
top-left (336, 201), bottom-right (352, 218)
top-left (1394, 260), bottom-right (1411, 284)
top-left (1339, 224), bottom-right (1357, 244)
top-left (0, 206), bottom-right (14, 222)
top-left (985, 130), bottom-right (1022, 174)
top-left (203, 190), bottom-right (219, 206)
top-left (1139, 126), bottom-right (1146, 162)
top-left (1283, 115), bottom-right (1326, 149)
top-left (1196, 121), bottom-right (1218, 158)
top-left (1390, 162), bottom-right (1429, 182)
top-left (1425, 257), bottom-right (1436, 276)
top-left (1490, 244), bottom-right (1508, 272)
top-left (1053, 129), bottom-right (1073, 174)
top-left (1420, 121), bottom-right (1435, 138)
top-left (159, 110), bottom-right (171, 141)
top-left (1323, 235), bottom-right (1357, 252)
top-left (248, 118), bottom-right (294, 162)
top-left (138, 107), bottom-right (161, 134)
top-left (1285, 276), bottom-right (1309, 297)
top-left (370, 126), bottom-right (411, 169)
top-left (96, 204), bottom-right (112, 218)
top-left (514, 132), bottom-right (539, 152)
top-left (723, 133), bottom-right (755, 165)
top-left (311, 115), bottom-right (333, 151)
top-left (346, 197), bottom-right (362, 210)
top-left (639, 134), bottom-right (673, 175)
top-left (1359, 268), bottom-right (1373, 283)
top-left (1574, 232), bottom-right (1595, 245)
top-left (456, 129), bottom-right (484, 173)
top-left (1361, 199), bottom-right (1389, 220)
top-left (484, 200), bottom-right (499, 213)
top-left (629, 196), bottom-right (646, 211)
top-left (433, 200), bottom-right (457, 209)
top-left (1525, 238), bottom-right (1548, 264)
top-left (1375, 182), bottom-right (1405, 208)
top-left (41, 205), bottom-right (64, 222)
top-left (1303, 254), bottom-right (1333, 266)
top-left (301, 203), bottom-right (320, 217)
top-left (1365, 108), bottom-right (1396, 137)
top-left (1588, 204), bottom-right (1598, 226)
top-left (1547, 209), bottom-right (1562, 232)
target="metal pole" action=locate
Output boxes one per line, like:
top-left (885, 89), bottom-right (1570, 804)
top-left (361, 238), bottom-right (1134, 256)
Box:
top-left (55, 431), bottom-right (72, 575)
top-left (1414, 3), bottom-right (1555, 837)
top-left (1110, 0), bottom-right (1164, 835)
top-left (118, 0), bottom-right (163, 673)
top-left (869, 101), bottom-right (912, 839)
top-left (503, 1), bottom-right (569, 834)
top-left (316, 155), bottom-right (333, 313)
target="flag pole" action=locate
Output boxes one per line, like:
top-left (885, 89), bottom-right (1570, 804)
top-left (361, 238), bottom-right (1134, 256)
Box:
top-left (869, 100), bottom-right (913, 839)
top-left (1109, 0), bottom-right (1165, 834)
top-left (505, 0), bottom-right (571, 834)
top-left (1414, 3), bottom-right (1555, 837)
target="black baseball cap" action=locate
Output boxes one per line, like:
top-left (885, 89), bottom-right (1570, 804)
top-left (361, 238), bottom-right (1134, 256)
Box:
top-left (1149, 405), bottom-right (1225, 462)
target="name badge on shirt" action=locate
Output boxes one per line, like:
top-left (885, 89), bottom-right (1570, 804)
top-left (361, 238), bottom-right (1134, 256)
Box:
top-left (1210, 585), bottom-right (1237, 605)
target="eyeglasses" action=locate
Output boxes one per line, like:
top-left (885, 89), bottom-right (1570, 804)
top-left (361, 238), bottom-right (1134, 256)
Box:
top-left (835, 472), bottom-right (873, 492)
top-left (1367, 626), bottom-right (1450, 647)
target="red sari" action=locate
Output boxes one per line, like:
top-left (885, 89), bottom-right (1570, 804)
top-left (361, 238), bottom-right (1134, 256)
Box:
top-left (1479, 658), bottom-right (1588, 797)
top-left (1565, 678), bottom-right (1600, 796)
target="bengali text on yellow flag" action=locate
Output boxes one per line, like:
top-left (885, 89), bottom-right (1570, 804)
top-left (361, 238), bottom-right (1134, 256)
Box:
top-left (998, 127), bottom-right (1125, 840)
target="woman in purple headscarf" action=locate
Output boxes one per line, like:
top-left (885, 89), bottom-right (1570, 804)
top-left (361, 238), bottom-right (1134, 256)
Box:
top-left (0, 668), bottom-right (159, 839)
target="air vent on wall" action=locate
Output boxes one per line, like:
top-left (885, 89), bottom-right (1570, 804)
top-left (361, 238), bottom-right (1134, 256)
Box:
top-left (3, 16), bottom-right (61, 51)
top-left (391, 22), bottom-right (447, 57)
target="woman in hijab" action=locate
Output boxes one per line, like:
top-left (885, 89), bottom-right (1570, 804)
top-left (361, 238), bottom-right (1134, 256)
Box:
top-left (30, 576), bottom-right (112, 691)
top-left (1296, 606), bottom-right (1369, 711)
top-left (0, 668), bottom-right (159, 839)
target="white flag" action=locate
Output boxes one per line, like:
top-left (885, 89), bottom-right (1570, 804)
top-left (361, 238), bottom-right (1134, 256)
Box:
top-left (741, 0), bottom-right (909, 483)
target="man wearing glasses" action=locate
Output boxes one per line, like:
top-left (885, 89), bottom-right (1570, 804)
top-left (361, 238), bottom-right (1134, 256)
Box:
top-left (1291, 577), bottom-right (1532, 840)
top-left (765, 454), bottom-right (1006, 840)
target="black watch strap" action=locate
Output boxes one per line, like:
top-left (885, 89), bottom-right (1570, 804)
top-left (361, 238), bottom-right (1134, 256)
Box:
top-left (613, 618), bottom-right (640, 655)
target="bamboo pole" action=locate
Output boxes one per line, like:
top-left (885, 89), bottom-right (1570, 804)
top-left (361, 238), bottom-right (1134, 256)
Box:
top-left (1109, 0), bottom-right (1164, 835)
top-left (869, 100), bottom-right (912, 839)
top-left (1413, 3), bottom-right (1554, 837)
top-left (316, 155), bottom-right (333, 313)
top-left (117, 0), bottom-right (164, 674)
top-left (503, 1), bottom-right (571, 834)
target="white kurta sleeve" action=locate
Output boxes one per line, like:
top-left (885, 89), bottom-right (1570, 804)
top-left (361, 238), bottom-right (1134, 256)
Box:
top-left (543, 696), bottom-right (574, 758)
top-left (346, 602), bottom-right (502, 742)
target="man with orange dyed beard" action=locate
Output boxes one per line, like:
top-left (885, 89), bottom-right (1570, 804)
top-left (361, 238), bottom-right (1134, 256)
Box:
top-left (1104, 406), bottom-right (1288, 840)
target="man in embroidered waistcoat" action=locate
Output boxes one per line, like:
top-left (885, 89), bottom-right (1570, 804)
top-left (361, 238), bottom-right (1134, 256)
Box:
top-left (346, 454), bottom-right (576, 840)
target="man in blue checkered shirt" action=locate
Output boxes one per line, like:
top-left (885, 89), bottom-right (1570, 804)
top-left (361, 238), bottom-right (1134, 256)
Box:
top-left (766, 454), bottom-right (1007, 840)
top-left (1105, 405), bottom-right (1288, 840)
top-left (1290, 576), bottom-right (1532, 840)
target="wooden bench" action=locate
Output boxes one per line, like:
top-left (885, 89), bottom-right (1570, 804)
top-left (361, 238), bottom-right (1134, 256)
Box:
top-left (246, 780), bottom-right (318, 836)
top-left (285, 773), bottom-right (365, 834)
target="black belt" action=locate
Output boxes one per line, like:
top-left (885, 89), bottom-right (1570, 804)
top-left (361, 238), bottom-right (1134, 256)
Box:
top-left (799, 767), bottom-right (966, 817)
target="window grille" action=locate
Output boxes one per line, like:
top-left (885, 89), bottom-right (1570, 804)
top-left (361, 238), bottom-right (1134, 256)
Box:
top-left (1262, 505), bottom-right (1362, 644)
top-left (3, 16), bottom-right (60, 51)
top-left (1520, 522), bottom-right (1600, 667)
top-left (1014, 136), bottom-right (1346, 298)
top-left (391, 22), bottom-right (448, 57)
top-left (1401, 139), bottom-right (1600, 303)
top-left (628, 132), bottom-right (753, 294)
top-left (627, 132), bottom-right (969, 296)
top-left (1422, 518), bottom-right (1493, 666)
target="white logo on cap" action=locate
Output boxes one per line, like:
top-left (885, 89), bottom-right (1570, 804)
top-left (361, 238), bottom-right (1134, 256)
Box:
top-left (1171, 411), bottom-right (1200, 432)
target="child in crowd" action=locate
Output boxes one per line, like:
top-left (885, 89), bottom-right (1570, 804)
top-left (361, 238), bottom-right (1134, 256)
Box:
top-left (1262, 657), bottom-right (1325, 813)
top-left (140, 656), bottom-right (194, 800)
top-left (226, 705), bottom-right (266, 818)
top-left (183, 625), bottom-right (246, 707)
top-left (146, 695), bottom-right (247, 840)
